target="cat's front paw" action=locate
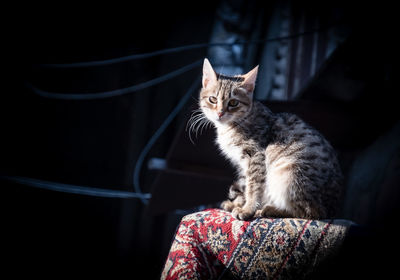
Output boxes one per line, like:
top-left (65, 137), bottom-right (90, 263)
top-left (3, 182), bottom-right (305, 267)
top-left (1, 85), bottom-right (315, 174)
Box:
top-left (232, 207), bottom-right (255, 221)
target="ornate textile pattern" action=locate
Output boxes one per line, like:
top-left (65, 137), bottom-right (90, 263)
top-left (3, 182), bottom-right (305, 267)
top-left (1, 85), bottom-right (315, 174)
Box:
top-left (161, 208), bottom-right (352, 280)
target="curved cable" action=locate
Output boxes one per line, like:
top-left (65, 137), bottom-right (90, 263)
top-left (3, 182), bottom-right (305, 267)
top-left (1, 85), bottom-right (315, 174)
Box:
top-left (133, 78), bottom-right (200, 204)
top-left (1, 79), bottom-right (199, 202)
top-left (26, 60), bottom-right (202, 100)
top-left (0, 175), bottom-right (151, 199)
top-left (38, 43), bottom-right (212, 68)
top-left (37, 28), bottom-right (331, 69)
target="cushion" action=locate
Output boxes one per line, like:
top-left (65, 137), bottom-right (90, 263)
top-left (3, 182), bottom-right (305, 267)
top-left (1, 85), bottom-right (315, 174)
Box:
top-left (161, 208), bottom-right (352, 280)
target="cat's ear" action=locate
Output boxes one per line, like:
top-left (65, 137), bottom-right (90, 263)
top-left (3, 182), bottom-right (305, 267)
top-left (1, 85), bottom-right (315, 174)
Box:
top-left (242, 65), bottom-right (259, 93)
top-left (202, 58), bottom-right (217, 89)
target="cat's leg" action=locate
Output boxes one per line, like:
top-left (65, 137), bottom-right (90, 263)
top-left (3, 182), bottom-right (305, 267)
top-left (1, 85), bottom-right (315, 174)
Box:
top-left (220, 177), bottom-right (245, 211)
top-left (232, 152), bottom-right (266, 220)
top-left (254, 205), bottom-right (293, 218)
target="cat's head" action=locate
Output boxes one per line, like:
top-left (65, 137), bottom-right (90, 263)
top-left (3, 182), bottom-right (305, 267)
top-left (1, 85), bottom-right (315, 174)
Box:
top-left (199, 58), bottom-right (258, 126)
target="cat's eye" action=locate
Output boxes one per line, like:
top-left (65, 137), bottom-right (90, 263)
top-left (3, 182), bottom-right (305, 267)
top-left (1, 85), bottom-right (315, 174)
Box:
top-left (209, 96), bottom-right (217, 104)
top-left (228, 99), bottom-right (239, 107)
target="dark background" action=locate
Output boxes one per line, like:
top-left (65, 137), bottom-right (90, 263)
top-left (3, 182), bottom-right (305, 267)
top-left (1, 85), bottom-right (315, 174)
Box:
top-left (3, 1), bottom-right (399, 278)
top-left (3, 1), bottom-right (218, 277)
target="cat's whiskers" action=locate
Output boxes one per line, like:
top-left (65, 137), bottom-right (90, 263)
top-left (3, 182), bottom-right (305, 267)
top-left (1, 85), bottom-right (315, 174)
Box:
top-left (187, 110), bottom-right (212, 144)
top-left (198, 117), bottom-right (212, 136)
top-left (191, 116), bottom-right (208, 137)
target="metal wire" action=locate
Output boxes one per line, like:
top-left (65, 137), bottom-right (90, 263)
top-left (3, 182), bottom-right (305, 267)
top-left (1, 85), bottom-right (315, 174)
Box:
top-left (133, 78), bottom-right (200, 204)
top-left (36, 28), bottom-right (331, 69)
top-left (26, 60), bottom-right (202, 100)
top-left (1, 175), bottom-right (151, 199)
top-left (3, 79), bottom-right (199, 202)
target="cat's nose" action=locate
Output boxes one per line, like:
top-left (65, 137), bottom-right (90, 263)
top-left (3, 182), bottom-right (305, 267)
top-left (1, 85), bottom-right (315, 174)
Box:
top-left (217, 111), bottom-right (225, 118)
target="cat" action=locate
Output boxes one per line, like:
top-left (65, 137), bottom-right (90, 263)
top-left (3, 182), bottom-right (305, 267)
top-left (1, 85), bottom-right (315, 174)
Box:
top-left (192, 58), bottom-right (343, 220)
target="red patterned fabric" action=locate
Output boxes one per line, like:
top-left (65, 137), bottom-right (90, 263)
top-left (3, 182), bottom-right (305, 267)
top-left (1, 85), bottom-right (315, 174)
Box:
top-left (161, 208), bottom-right (352, 280)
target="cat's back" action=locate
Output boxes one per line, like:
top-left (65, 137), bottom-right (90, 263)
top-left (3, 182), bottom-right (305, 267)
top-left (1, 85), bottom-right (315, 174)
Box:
top-left (266, 111), bottom-right (342, 185)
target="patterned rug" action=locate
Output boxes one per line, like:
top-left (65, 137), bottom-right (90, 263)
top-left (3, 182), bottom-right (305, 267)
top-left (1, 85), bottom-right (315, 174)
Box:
top-left (161, 208), bottom-right (353, 279)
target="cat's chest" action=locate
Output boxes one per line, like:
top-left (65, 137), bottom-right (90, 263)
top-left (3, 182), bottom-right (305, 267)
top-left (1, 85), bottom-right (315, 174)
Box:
top-left (216, 128), bottom-right (248, 170)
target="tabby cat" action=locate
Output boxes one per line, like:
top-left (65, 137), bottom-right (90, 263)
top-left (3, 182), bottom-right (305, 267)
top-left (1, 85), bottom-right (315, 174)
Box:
top-left (192, 58), bottom-right (343, 220)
